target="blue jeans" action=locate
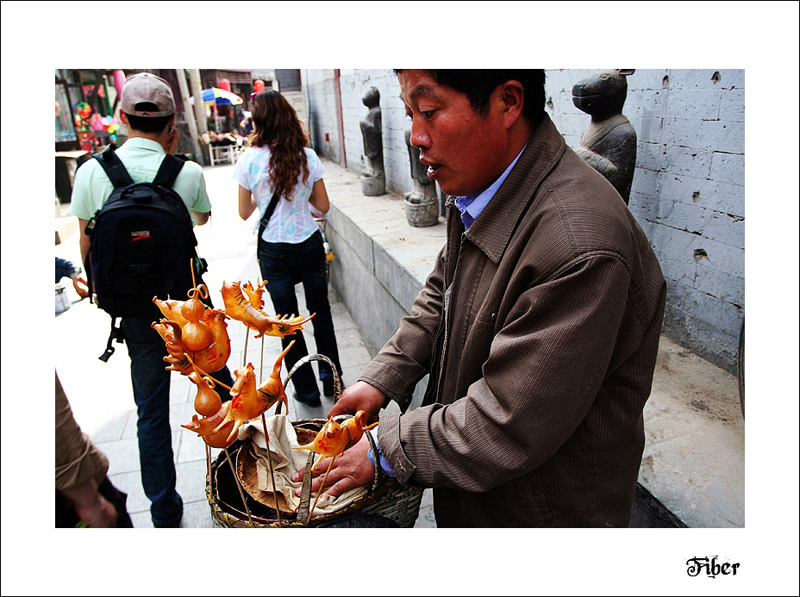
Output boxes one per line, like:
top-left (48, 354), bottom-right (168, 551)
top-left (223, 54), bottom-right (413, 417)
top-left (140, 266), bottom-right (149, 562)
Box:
top-left (257, 231), bottom-right (342, 401)
top-left (121, 316), bottom-right (233, 526)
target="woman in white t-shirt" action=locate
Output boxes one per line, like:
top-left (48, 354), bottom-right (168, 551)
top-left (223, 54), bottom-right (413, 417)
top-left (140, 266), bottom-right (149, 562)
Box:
top-left (234, 90), bottom-right (342, 407)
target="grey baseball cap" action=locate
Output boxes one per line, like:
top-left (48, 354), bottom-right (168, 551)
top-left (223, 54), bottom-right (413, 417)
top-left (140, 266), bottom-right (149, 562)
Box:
top-left (120, 72), bottom-right (176, 117)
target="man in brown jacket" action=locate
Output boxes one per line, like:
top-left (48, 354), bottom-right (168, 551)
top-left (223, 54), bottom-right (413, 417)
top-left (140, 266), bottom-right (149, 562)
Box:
top-left (297, 70), bottom-right (666, 527)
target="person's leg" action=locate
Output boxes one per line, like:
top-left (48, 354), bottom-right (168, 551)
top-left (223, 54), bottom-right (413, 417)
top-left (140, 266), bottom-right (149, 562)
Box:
top-left (296, 233), bottom-right (343, 396)
top-left (257, 241), bottom-right (320, 404)
top-left (120, 317), bottom-right (183, 527)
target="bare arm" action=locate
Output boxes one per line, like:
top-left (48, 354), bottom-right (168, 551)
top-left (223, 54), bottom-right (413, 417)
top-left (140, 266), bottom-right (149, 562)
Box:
top-left (78, 218), bottom-right (91, 267)
top-left (192, 210), bottom-right (210, 226)
top-left (309, 179), bottom-right (330, 214)
top-left (238, 185), bottom-right (257, 220)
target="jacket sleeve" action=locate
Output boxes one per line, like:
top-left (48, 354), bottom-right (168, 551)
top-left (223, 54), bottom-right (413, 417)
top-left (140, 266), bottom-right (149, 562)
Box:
top-left (358, 245), bottom-right (447, 412)
top-left (55, 372), bottom-right (109, 492)
top-left (378, 252), bottom-right (634, 490)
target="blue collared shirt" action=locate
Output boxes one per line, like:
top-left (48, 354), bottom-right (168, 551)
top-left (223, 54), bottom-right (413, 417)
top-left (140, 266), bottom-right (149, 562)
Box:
top-left (452, 145), bottom-right (527, 230)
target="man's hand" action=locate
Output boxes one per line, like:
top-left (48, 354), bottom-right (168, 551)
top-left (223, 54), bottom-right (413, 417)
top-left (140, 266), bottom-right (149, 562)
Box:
top-left (291, 434), bottom-right (374, 499)
top-left (61, 480), bottom-right (118, 528)
top-left (327, 381), bottom-right (386, 422)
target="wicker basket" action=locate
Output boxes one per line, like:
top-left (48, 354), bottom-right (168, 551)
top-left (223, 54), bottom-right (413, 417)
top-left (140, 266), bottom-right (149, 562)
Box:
top-left (205, 354), bottom-right (424, 528)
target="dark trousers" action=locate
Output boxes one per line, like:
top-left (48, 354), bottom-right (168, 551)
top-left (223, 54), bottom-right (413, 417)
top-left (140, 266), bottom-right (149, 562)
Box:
top-left (257, 231), bottom-right (342, 401)
top-left (121, 316), bottom-right (233, 526)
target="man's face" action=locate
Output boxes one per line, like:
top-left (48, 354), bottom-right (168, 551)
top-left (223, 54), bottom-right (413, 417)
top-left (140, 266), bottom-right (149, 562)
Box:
top-left (399, 70), bottom-right (510, 197)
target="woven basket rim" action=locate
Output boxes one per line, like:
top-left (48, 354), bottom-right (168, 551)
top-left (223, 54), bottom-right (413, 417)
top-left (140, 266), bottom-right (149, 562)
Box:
top-left (207, 427), bottom-right (424, 527)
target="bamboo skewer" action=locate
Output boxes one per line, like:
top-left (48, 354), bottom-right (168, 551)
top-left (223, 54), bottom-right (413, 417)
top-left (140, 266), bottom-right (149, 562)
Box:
top-left (259, 335), bottom-right (282, 524)
top-left (184, 353), bottom-right (232, 391)
top-left (243, 326), bottom-right (250, 368)
top-left (308, 454), bottom-right (337, 521)
top-left (224, 447), bottom-right (254, 527)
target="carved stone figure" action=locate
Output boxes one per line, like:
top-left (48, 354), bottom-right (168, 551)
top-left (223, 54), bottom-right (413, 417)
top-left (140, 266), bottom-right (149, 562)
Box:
top-left (572, 69), bottom-right (637, 204)
top-left (359, 86), bottom-right (385, 196)
top-left (404, 126), bottom-right (437, 203)
top-left (403, 124), bottom-right (439, 226)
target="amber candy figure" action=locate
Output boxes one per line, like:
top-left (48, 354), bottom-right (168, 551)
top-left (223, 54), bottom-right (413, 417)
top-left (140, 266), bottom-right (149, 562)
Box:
top-left (152, 282), bottom-right (232, 377)
top-left (295, 410), bottom-right (378, 468)
top-left (210, 341), bottom-right (295, 444)
top-left (221, 280), bottom-right (314, 339)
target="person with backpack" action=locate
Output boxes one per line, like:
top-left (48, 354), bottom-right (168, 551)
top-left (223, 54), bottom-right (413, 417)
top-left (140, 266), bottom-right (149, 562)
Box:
top-left (69, 72), bottom-right (232, 528)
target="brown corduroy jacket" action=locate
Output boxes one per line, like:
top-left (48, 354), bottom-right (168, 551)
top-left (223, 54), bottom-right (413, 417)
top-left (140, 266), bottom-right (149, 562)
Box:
top-left (56, 372), bottom-right (109, 493)
top-left (360, 114), bottom-right (666, 527)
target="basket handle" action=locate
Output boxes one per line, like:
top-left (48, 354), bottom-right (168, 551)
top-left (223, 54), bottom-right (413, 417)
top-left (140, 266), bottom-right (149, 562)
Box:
top-left (283, 353), bottom-right (342, 400)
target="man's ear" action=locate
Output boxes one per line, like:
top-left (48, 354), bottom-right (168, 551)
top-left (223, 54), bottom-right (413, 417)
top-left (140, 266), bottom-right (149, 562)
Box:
top-left (499, 80), bottom-right (525, 130)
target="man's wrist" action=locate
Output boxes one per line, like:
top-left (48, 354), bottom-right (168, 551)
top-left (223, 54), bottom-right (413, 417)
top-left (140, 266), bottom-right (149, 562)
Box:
top-left (366, 427), bottom-right (396, 479)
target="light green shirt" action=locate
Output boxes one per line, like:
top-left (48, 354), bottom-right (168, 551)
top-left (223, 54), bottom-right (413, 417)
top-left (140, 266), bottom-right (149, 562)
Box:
top-left (69, 137), bottom-right (211, 224)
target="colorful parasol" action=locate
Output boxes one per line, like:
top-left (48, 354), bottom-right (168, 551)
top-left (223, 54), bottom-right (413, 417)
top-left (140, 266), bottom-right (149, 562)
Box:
top-left (191, 87), bottom-right (243, 106)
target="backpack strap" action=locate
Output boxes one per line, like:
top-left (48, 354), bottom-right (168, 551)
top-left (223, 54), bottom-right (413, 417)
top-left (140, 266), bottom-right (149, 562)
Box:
top-left (257, 190), bottom-right (281, 245)
top-left (93, 144), bottom-right (134, 188)
top-left (98, 317), bottom-right (125, 362)
top-left (153, 154), bottom-right (186, 189)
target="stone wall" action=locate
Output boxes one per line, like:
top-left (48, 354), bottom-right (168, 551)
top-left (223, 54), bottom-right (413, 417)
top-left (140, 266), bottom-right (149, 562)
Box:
top-left (304, 69), bottom-right (413, 198)
top-left (302, 68), bottom-right (745, 373)
top-left (545, 69), bottom-right (745, 373)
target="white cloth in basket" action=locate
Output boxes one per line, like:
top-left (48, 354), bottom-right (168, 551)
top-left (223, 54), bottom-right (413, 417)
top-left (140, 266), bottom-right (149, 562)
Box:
top-left (238, 415), bottom-right (368, 515)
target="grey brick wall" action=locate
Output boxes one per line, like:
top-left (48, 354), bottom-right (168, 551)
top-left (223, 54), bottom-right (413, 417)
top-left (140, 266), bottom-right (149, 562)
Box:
top-left (301, 69), bottom-right (745, 374)
top-left (305, 69), bottom-right (417, 198)
top-left (545, 69), bottom-right (744, 373)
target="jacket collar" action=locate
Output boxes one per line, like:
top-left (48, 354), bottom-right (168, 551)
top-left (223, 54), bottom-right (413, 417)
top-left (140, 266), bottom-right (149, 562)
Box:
top-left (454, 113), bottom-right (566, 264)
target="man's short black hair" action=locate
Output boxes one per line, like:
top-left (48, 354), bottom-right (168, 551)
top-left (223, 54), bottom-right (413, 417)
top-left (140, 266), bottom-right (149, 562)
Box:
top-left (396, 69), bottom-right (546, 128)
top-left (125, 102), bottom-right (172, 133)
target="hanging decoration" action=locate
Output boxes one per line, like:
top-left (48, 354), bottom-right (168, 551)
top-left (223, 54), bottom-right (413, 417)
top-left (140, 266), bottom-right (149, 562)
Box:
top-left (74, 101), bottom-right (92, 123)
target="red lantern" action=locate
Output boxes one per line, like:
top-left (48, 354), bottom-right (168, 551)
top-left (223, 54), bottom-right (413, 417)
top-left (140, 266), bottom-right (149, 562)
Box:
top-left (253, 79), bottom-right (265, 93)
top-left (218, 78), bottom-right (231, 92)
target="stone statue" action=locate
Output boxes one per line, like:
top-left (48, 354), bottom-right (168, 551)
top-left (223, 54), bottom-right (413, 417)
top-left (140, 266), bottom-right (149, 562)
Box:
top-left (572, 69), bottom-right (637, 204)
top-left (403, 124), bottom-right (439, 226)
top-left (359, 86), bottom-right (385, 196)
top-left (404, 126), bottom-right (437, 204)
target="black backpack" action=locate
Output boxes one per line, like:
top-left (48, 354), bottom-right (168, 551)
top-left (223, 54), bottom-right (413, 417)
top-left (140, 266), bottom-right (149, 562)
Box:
top-left (84, 144), bottom-right (207, 361)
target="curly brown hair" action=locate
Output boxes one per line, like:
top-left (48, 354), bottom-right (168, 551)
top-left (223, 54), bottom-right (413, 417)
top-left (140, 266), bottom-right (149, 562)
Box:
top-left (248, 90), bottom-right (309, 200)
